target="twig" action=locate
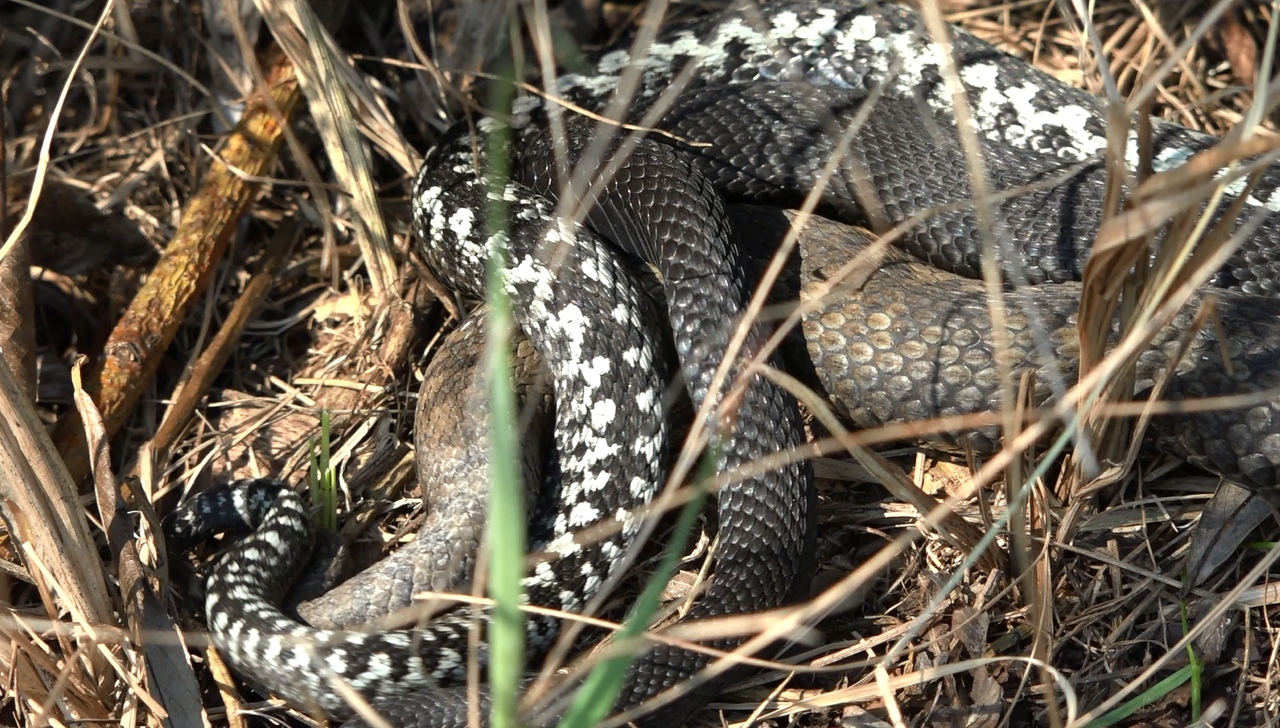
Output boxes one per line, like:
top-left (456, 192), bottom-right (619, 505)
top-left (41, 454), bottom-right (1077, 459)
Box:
top-left (51, 45), bottom-right (304, 483)
top-left (136, 219), bottom-right (301, 474)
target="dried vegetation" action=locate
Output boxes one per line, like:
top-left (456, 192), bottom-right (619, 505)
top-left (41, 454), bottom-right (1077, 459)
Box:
top-left (1, 0), bottom-right (1279, 726)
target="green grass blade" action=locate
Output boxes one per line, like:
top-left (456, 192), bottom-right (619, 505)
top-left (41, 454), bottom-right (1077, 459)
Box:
top-left (1083, 664), bottom-right (1196, 728)
top-left (309, 409), bottom-right (337, 531)
top-left (481, 68), bottom-right (524, 728)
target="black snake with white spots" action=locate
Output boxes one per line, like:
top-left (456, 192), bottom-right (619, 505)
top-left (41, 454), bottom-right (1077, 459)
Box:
top-left (164, 2), bottom-right (1280, 725)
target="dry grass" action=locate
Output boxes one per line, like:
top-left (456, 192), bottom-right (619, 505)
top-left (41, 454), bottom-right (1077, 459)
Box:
top-left (1, 0), bottom-right (1279, 726)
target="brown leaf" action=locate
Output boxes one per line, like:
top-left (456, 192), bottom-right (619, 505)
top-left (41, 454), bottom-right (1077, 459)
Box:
top-left (1215, 10), bottom-right (1259, 88)
top-left (0, 231), bottom-right (35, 403)
top-left (1185, 480), bottom-right (1276, 587)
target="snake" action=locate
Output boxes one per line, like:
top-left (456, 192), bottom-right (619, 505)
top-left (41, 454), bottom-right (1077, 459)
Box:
top-left (162, 1), bottom-right (1280, 726)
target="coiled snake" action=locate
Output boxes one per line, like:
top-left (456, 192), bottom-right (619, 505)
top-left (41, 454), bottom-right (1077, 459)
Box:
top-left (164, 1), bottom-right (1280, 725)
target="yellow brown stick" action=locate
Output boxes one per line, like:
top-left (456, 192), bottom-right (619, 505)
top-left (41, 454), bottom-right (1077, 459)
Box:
top-left (52, 48), bottom-right (302, 482)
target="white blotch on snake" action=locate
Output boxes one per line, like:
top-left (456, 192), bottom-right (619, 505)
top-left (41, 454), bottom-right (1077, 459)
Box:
top-left (447, 207), bottom-right (475, 240)
top-left (567, 500), bottom-right (601, 527)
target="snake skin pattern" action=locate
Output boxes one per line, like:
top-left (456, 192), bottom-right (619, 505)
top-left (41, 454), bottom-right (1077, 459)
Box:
top-left (412, 110), bottom-right (816, 726)
top-left (306, 202), bottom-right (1280, 625)
top-left (290, 314), bottom-right (555, 627)
top-left (738, 208), bottom-right (1280, 488)
top-left (169, 160), bottom-right (673, 715)
top-left (163, 0), bottom-right (1280, 725)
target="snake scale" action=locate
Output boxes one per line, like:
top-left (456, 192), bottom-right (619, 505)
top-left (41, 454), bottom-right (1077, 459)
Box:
top-left (163, 1), bottom-right (1280, 725)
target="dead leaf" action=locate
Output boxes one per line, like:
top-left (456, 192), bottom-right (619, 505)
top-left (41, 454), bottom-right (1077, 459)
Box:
top-left (1185, 480), bottom-right (1276, 587)
top-left (1215, 10), bottom-right (1259, 88)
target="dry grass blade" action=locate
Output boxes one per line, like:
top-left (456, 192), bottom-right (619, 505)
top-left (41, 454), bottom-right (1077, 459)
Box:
top-left (0, 351), bottom-right (114, 719)
top-left (1075, 536), bottom-right (1280, 723)
top-left (0, 7), bottom-right (121, 691)
top-left (1068, 11), bottom-right (1144, 507)
top-left (254, 0), bottom-right (408, 298)
top-left (746, 655), bottom-right (1078, 721)
top-left (11, 0), bottom-right (1280, 724)
top-left (1068, 0), bottom-right (1280, 511)
top-left (71, 361), bottom-right (202, 727)
top-left (1, 1), bottom-right (111, 266)
top-left (897, 5), bottom-right (1069, 716)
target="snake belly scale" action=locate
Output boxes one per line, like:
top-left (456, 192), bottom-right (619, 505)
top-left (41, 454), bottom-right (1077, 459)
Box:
top-left (162, 1), bottom-right (1280, 726)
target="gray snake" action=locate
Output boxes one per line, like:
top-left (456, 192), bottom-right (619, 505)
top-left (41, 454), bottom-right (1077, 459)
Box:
top-left (163, 1), bottom-right (1280, 725)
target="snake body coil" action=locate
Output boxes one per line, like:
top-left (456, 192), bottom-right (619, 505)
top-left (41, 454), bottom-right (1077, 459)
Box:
top-left (167, 161), bottom-right (673, 714)
top-left (165, 1), bottom-right (1280, 725)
